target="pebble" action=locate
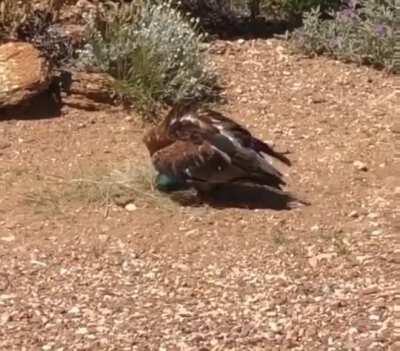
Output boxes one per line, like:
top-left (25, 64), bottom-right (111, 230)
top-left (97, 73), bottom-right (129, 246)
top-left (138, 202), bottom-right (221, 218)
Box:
top-left (125, 203), bottom-right (137, 211)
top-left (371, 229), bottom-right (383, 236)
top-left (0, 235), bottom-right (15, 242)
top-left (353, 161), bottom-right (368, 171)
top-left (76, 327), bottom-right (88, 335)
top-left (311, 225), bottom-right (320, 232)
top-left (349, 211), bottom-right (359, 218)
top-left (31, 260), bottom-right (47, 267)
top-left (269, 321), bottom-right (282, 333)
top-left (68, 306), bottom-right (81, 316)
top-left (0, 312), bottom-right (10, 325)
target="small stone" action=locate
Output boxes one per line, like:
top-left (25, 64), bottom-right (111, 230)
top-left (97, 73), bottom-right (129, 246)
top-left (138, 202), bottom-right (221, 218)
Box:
top-left (349, 211), bottom-right (359, 218)
top-left (353, 161), bottom-right (368, 171)
top-left (0, 294), bottom-right (15, 301)
top-left (76, 327), bottom-right (88, 335)
top-left (0, 313), bottom-right (10, 325)
top-left (68, 306), bottom-right (81, 316)
top-left (31, 260), bottom-right (47, 267)
top-left (99, 234), bottom-right (109, 242)
top-left (311, 225), bottom-right (320, 232)
top-left (269, 321), bottom-right (282, 333)
top-left (125, 203), bottom-right (137, 211)
top-left (371, 229), bottom-right (383, 236)
top-left (394, 187), bottom-right (400, 195)
top-left (237, 39), bottom-right (245, 45)
top-left (367, 213), bottom-right (379, 219)
top-left (0, 235), bottom-right (15, 242)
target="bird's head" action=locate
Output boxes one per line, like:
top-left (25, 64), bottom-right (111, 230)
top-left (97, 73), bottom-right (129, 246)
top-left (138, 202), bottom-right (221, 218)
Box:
top-left (166, 101), bottom-right (200, 121)
top-left (143, 124), bottom-right (174, 156)
top-left (142, 129), bottom-right (158, 155)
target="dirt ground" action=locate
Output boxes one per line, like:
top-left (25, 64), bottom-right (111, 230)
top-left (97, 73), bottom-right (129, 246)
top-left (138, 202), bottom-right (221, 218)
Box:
top-left (0, 38), bottom-right (399, 350)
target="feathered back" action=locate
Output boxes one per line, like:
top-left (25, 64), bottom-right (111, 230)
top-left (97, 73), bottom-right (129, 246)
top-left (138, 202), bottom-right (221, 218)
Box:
top-left (143, 104), bottom-right (291, 192)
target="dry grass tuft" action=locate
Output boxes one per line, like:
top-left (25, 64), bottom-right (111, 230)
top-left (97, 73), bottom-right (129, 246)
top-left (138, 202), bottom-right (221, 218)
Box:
top-left (21, 160), bottom-right (178, 216)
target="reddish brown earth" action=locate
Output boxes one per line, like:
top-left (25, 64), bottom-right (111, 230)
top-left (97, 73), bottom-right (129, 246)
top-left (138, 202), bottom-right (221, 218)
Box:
top-left (0, 38), bottom-right (399, 350)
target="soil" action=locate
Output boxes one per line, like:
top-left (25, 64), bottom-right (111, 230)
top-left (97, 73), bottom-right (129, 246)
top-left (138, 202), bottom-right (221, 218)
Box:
top-left (0, 37), bottom-right (399, 350)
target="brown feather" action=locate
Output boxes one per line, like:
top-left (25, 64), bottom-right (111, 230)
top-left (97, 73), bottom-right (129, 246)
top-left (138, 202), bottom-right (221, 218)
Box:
top-left (143, 104), bottom-right (290, 191)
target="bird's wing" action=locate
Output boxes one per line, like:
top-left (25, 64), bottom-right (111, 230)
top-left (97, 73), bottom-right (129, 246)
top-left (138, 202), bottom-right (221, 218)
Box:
top-left (152, 140), bottom-right (230, 180)
top-left (197, 109), bottom-right (291, 165)
top-left (167, 112), bottom-right (286, 187)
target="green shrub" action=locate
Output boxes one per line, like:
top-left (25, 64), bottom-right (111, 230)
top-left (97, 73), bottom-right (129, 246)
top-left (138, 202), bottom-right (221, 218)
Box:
top-left (270, 0), bottom-right (341, 18)
top-left (171, 0), bottom-right (245, 35)
top-left (78, 0), bottom-right (217, 119)
top-left (290, 0), bottom-right (399, 73)
top-left (230, 0), bottom-right (341, 20)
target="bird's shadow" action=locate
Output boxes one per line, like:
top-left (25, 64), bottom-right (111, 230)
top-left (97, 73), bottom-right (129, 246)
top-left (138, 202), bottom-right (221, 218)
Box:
top-left (171, 183), bottom-right (310, 211)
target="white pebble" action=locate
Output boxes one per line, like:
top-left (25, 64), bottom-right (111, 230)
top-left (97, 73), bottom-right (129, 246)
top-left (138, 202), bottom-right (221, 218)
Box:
top-left (125, 203), bottom-right (137, 211)
top-left (353, 161), bottom-right (368, 171)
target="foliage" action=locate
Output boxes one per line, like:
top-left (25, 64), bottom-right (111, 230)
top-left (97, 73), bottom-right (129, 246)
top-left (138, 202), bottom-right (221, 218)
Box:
top-left (171, 0), bottom-right (244, 35)
top-left (227, 0), bottom-right (340, 20)
top-left (0, 0), bottom-right (33, 42)
top-left (290, 0), bottom-right (399, 73)
top-left (163, 0), bottom-right (342, 37)
top-left (16, 9), bottom-right (75, 69)
top-left (261, 0), bottom-right (341, 18)
top-left (79, 0), bottom-right (217, 119)
top-left (0, 0), bottom-right (75, 68)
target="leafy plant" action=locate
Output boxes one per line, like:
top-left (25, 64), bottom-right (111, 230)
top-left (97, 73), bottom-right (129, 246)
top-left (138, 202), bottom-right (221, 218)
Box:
top-left (16, 9), bottom-right (75, 69)
top-left (228, 0), bottom-right (341, 20)
top-left (78, 0), bottom-right (217, 119)
top-left (290, 0), bottom-right (399, 73)
top-left (275, 0), bottom-right (341, 18)
top-left (171, 0), bottom-right (245, 35)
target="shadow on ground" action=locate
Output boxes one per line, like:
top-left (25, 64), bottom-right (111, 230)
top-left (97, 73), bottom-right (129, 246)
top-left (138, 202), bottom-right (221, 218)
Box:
top-left (0, 72), bottom-right (73, 121)
top-left (170, 183), bottom-right (310, 211)
top-left (0, 89), bottom-right (62, 121)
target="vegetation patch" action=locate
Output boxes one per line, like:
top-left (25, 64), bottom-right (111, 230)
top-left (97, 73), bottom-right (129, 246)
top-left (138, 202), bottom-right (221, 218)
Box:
top-left (78, 0), bottom-right (217, 119)
top-left (290, 0), bottom-right (399, 73)
top-left (21, 161), bottom-right (181, 217)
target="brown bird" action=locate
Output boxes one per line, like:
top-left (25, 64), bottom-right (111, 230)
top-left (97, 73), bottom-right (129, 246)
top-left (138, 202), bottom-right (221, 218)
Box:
top-left (143, 104), bottom-right (294, 198)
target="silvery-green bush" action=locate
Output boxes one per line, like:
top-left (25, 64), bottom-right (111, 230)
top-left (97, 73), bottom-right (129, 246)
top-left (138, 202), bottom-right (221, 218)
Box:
top-left (290, 0), bottom-right (399, 73)
top-left (78, 0), bottom-right (217, 118)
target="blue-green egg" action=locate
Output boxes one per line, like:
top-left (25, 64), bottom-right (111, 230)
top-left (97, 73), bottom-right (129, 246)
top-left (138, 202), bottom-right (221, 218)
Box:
top-left (155, 173), bottom-right (190, 192)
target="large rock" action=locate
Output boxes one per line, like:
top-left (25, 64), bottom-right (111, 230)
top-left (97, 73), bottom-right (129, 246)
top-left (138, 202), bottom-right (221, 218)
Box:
top-left (62, 71), bottom-right (116, 111)
top-left (0, 42), bottom-right (51, 108)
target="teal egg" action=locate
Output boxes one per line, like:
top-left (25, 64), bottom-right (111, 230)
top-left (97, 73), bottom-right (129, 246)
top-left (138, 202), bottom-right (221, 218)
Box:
top-left (155, 173), bottom-right (190, 192)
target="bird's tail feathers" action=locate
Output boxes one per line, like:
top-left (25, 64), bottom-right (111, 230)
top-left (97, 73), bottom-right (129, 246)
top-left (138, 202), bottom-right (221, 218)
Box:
top-left (253, 139), bottom-right (292, 166)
